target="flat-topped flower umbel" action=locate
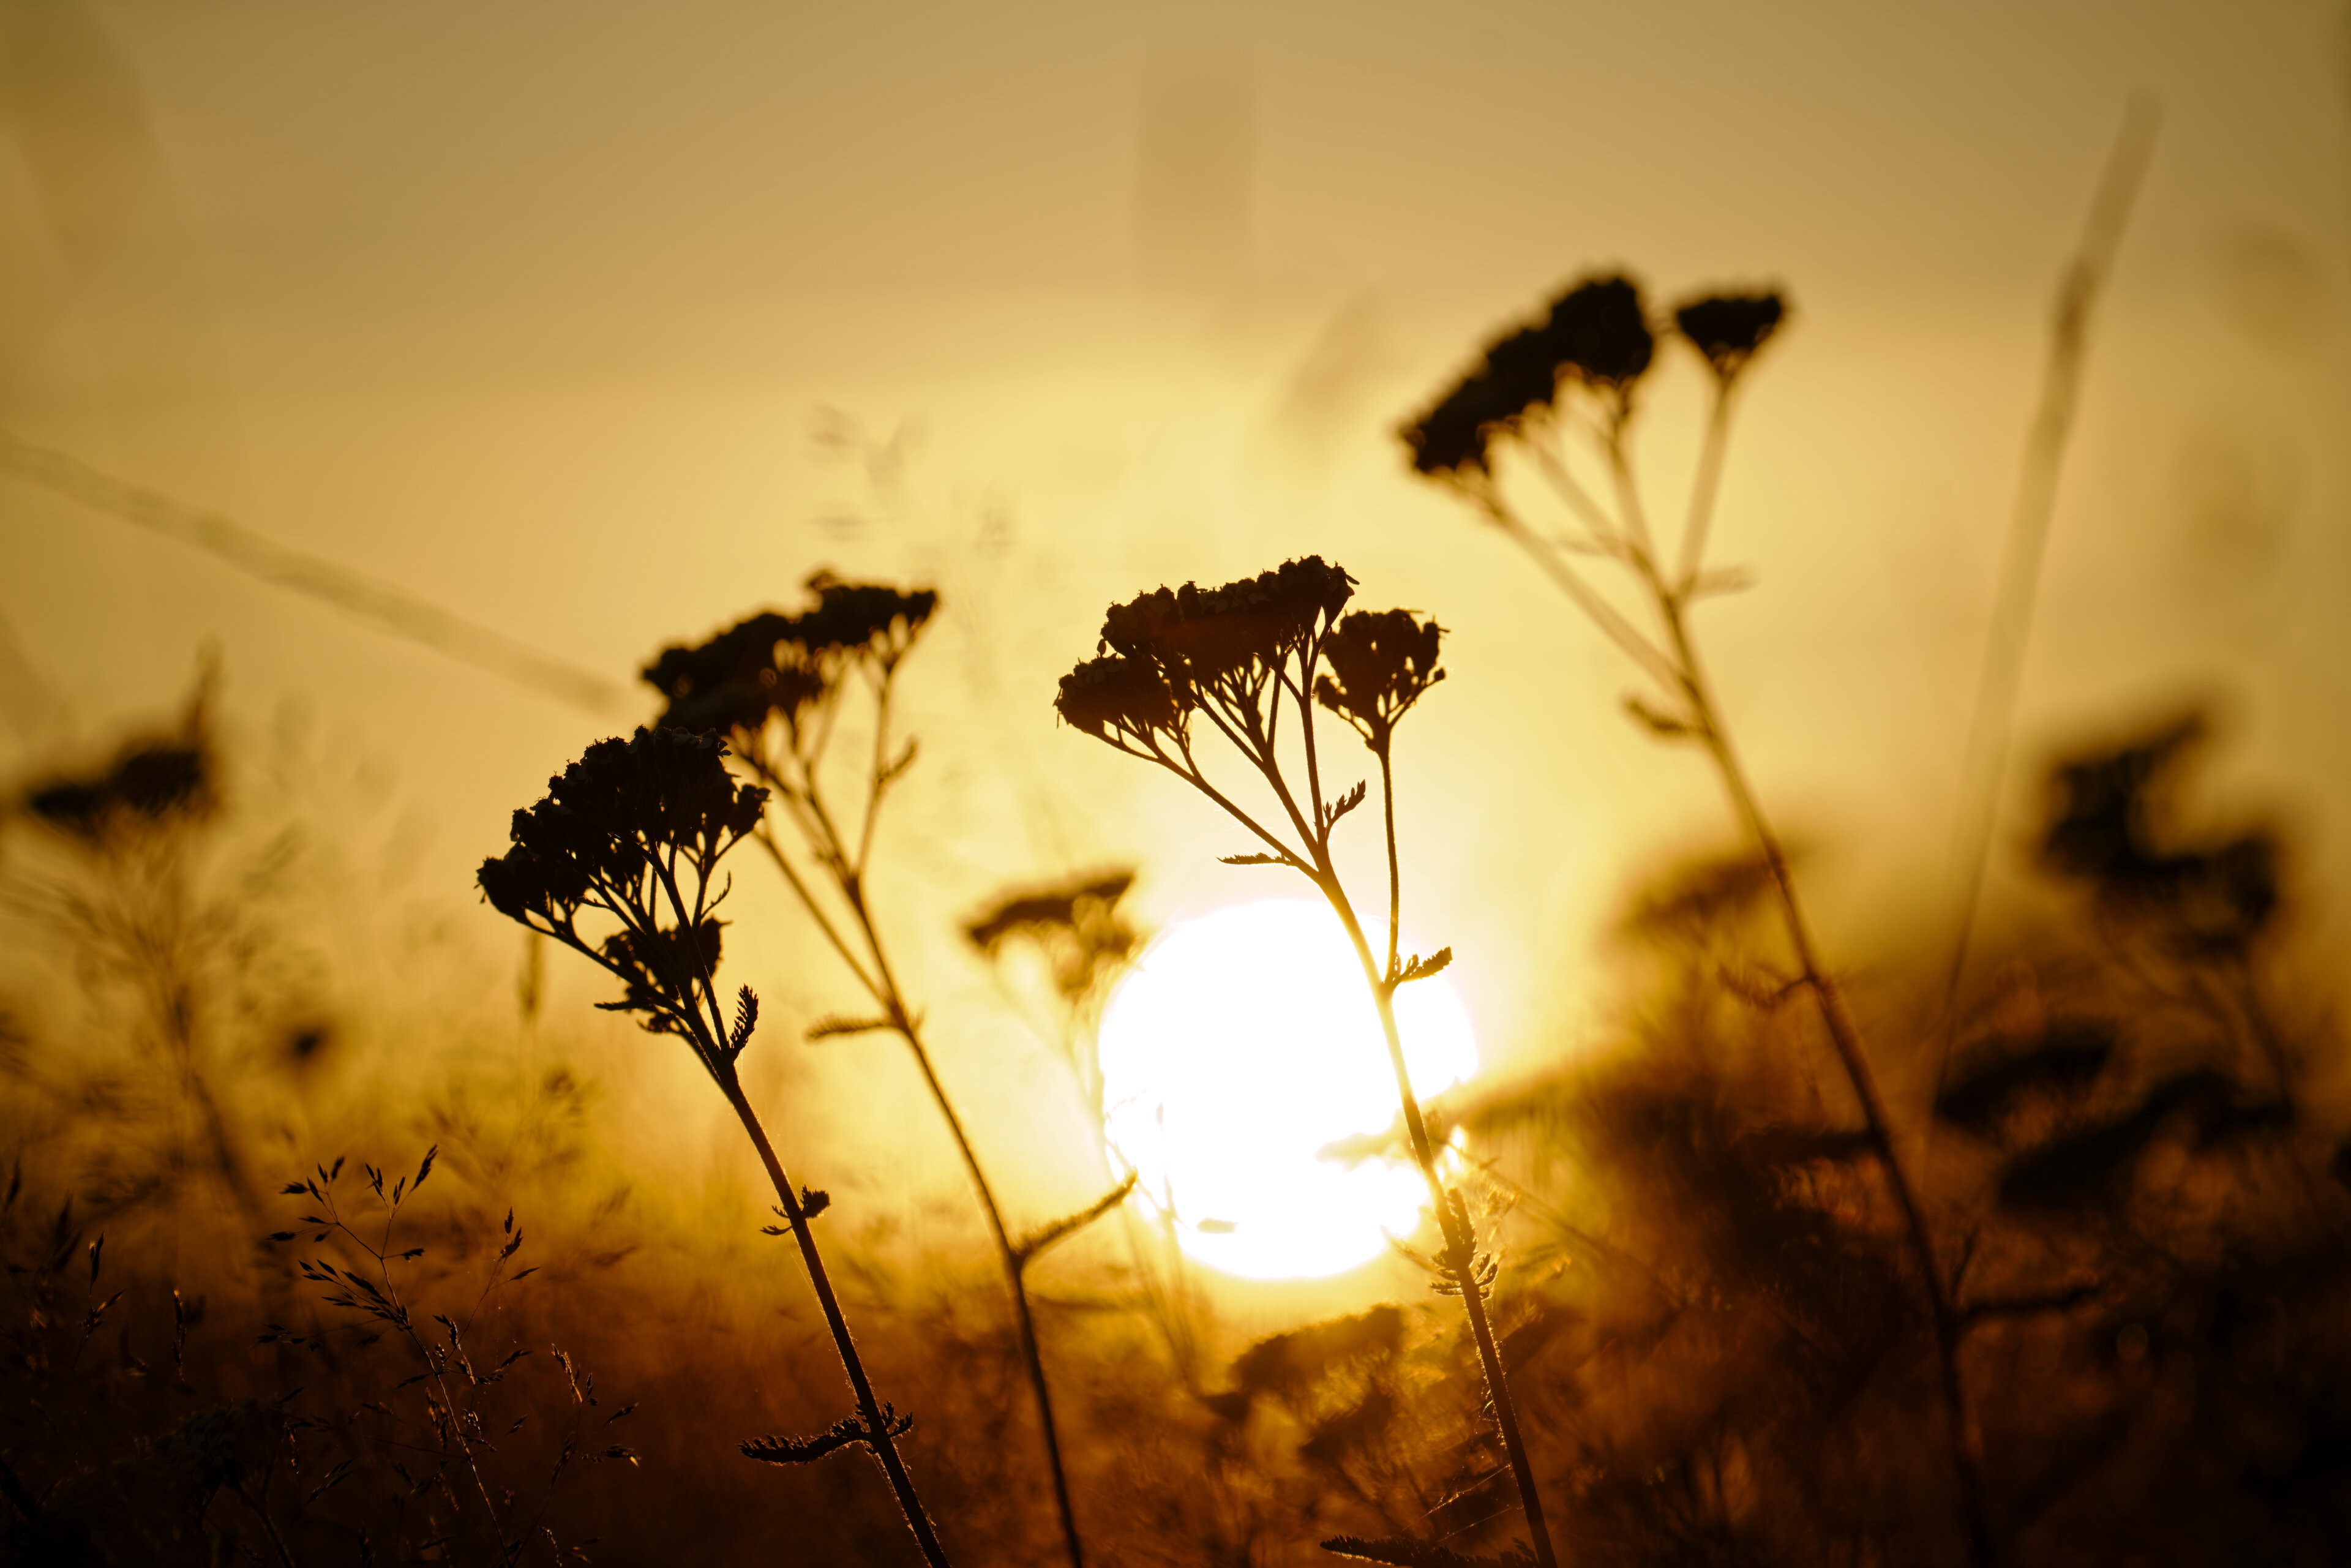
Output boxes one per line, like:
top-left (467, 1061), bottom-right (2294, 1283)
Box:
top-left (478, 729), bottom-right (765, 1051)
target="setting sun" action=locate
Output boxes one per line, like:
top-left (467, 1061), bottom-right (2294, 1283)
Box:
top-left (1097, 898), bottom-right (1480, 1281)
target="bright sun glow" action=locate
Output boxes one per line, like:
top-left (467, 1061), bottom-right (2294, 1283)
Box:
top-left (1098, 899), bottom-right (1480, 1281)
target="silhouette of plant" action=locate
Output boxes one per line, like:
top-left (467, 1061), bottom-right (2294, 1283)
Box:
top-left (963, 869), bottom-right (1210, 1387)
top-left (1401, 274), bottom-right (1990, 1564)
top-left (1, 669), bottom-right (285, 1258)
top-left (261, 1149), bottom-right (626, 1564)
top-left (475, 725), bottom-right (953, 1567)
top-left (1055, 556), bottom-right (1559, 1568)
top-left (645, 574), bottom-right (1128, 1568)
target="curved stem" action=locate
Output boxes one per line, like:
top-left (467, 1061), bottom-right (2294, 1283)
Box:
top-left (1524, 427), bottom-right (1622, 543)
top-left (716, 1065), bottom-right (952, 1568)
top-left (1196, 688), bottom-right (1324, 855)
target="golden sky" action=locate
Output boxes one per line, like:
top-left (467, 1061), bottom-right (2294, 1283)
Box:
top-left (2, 0), bottom-right (2347, 1144)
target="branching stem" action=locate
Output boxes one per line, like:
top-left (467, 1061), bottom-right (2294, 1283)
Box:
top-left (1475, 405), bottom-right (1995, 1567)
top-left (750, 676), bottom-right (1092, 1568)
top-left (1160, 648), bottom-right (1562, 1567)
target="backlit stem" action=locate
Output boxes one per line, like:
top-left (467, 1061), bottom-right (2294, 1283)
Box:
top-left (716, 1063), bottom-right (952, 1568)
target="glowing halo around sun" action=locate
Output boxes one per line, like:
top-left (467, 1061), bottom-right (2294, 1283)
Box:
top-left (1098, 899), bottom-right (1480, 1281)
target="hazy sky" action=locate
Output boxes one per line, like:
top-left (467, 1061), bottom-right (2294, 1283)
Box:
top-left (3, 1), bottom-right (2347, 1133)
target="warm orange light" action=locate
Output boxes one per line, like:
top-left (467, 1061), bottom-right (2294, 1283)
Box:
top-left (1098, 899), bottom-right (1477, 1280)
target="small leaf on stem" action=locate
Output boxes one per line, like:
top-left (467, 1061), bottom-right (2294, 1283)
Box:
top-left (1397, 948), bottom-right (1453, 985)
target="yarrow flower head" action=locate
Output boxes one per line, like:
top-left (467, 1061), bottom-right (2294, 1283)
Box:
top-left (1057, 558), bottom-right (1355, 749)
top-left (1543, 274), bottom-right (1655, 391)
top-left (1399, 272), bottom-right (1657, 478)
top-left (1314, 609), bottom-right (1447, 756)
top-left (1054, 653), bottom-right (1183, 749)
top-left (964, 868), bottom-right (1140, 1005)
top-left (477, 727), bottom-right (768, 1040)
top-left (795, 572), bottom-right (939, 671)
top-left (642, 572), bottom-right (939, 736)
top-left (1673, 289), bottom-right (1788, 384)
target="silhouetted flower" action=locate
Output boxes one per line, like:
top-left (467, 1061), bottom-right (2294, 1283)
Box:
top-left (642, 610), bottom-right (808, 735)
top-left (1315, 609), bottom-right (1447, 756)
top-left (795, 572), bottom-right (939, 670)
top-left (1068, 559), bottom-right (1357, 743)
top-left (1054, 654), bottom-right (1185, 750)
top-left (2040, 716), bottom-right (2203, 887)
top-left (642, 572), bottom-right (938, 736)
top-left (1480, 322), bottom-right (1572, 422)
top-left (1542, 273), bottom-right (1654, 391)
top-left (1398, 273), bottom-right (1655, 478)
top-left (964, 868), bottom-right (1139, 1005)
top-left (1398, 370), bottom-right (1517, 477)
top-left (478, 728), bottom-right (767, 1041)
top-left (1674, 290), bottom-right (1788, 383)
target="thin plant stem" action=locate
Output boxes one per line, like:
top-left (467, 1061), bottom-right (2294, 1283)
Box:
top-left (753, 692), bottom-right (1093, 1568)
top-left (1674, 392), bottom-right (1735, 594)
top-left (1316, 862), bottom-right (1561, 1568)
top-left (714, 1062), bottom-right (953, 1568)
top-left (234, 1473), bottom-right (301, 1568)
top-left (847, 889), bottom-right (1089, 1568)
top-left (1378, 749), bottom-right (1402, 980)
top-left (1474, 491), bottom-right (1681, 692)
top-left (1935, 96), bottom-right (2161, 1065)
top-left (1492, 409), bottom-right (1997, 1563)
top-left (1062, 569), bottom-right (1558, 1563)
top-left (489, 744), bottom-right (954, 1568)
top-left (311, 1185), bottom-right (507, 1539)
top-left (1651, 588), bottom-right (1993, 1568)
top-left (1250, 651), bottom-right (1559, 1566)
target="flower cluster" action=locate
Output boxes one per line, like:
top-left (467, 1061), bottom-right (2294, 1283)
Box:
top-left (1399, 274), bottom-right (1655, 476)
top-left (477, 727), bottom-right (768, 1040)
top-left (1314, 609), bottom-right (1447, 757)
top-left (1056, 557), bottom-right (1356, 751)
top-left (1674, 290), bottom-right (1788, 384)
top-left (964, 868), bottom-right (1140, 1006)
top-left (642, 573), bottom-right (939, 737)
top-left (1400, 274), bottom-right (1791, 477)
